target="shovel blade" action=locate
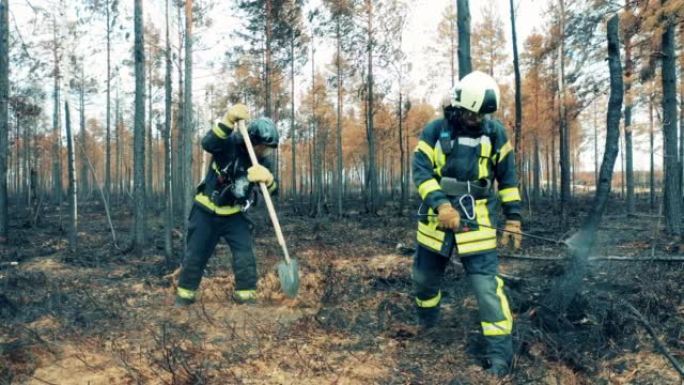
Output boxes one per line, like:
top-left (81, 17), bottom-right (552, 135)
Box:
top-left (277, 258), bottom-right (300, 298)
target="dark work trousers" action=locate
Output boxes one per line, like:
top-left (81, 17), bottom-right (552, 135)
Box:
top-left (178, 205), bottom-right (257, 292)
top-left (412, 245), bottom-right (514, 365)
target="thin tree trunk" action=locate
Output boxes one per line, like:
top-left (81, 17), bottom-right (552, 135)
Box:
top-left (133, 0), bottom-right (146, 254)
top-left (52, 19), bottom-right (62, 206)
top-left (105, 0), bottom-right (111, 203)
top-left (557, 0), bottom-right (570, 228)
top-left (457, 0), bottom-right (471, 78)
top-left (624, 17), bottom-right (635, 213)
top-left (398, 92), bottom-right (405, 213)
top-left (650, 88), bottom-right (655, 210)
top-left (509, 0), bottom-right (522, 179)
top-left (147, 54), bottom-right (153, 200)
top-left (65, 101), bottom-right (77, 251)
top-left (661, 6), bottom-right (682, 236)
top-left (544, 14), bottom-right (623, 316)
top-left (0, 0), bottom-right (7, 241)
top-left (183, 0), bottom-right (194, 241)
top-left (164, 0), bottom-right (173, 264)
top-left (265, 0), bottom-right (272, 118)
top-left (366, 0), bottom-right (377, 214)
top-left (79, 71), bottom-right (88, 198)
top-left (290, 32), bottom-right (297, 208)
top-left (336, 17), bottom-right (344, 217)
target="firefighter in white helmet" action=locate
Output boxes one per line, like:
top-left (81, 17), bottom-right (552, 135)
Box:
top-left (412, 71), bottom-right (522, 377)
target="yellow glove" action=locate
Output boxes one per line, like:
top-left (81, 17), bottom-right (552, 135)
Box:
top-left (500, 220), bottom-right (522, 250)
top-left (436, 203), bottom-right (460, 230)
top-left (247, 165), bottom-right (274, 185)
top-left (220, 103), bottom-right (250, 129)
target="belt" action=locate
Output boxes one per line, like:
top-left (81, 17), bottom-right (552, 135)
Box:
top-left (439, 177), bottom-right (491, 199)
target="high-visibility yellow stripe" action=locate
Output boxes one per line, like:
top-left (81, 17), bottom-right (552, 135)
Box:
top-left (418, 221), bottom-right (445, 241)
top-left (482, 319), bottom-right (513, 336)
top-left (212, 123), bottom-right (229, 139)
top-left (457, 238), bottom-right (498, 254)
top-left (417, 230), bottom-right (443, 251)
top-left (177, 287), bottom-right (196, 299)
top-left (234, 289), bottom-right (256, 300)
top-left (416, 291), bottom-right (441, 308)
top-left (499, 187), bottom-right (521, 203)
top-left (435, 142), bottom-right (447, 176)
top-left (194, 194), bottom-right (242, 215)
top-left (478, 136), bottom-right (492, 179)
top-left (415, 140), bottom-right (435, 165)
top-left (482, 277), bottom-right (513, 336)
top-left (497, 141), bottom-right (513, 163)
top-left (418, 179), bottom-right (441, 200)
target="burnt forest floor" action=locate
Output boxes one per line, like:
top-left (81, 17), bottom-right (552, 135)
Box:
top-left (1, 196), bottom-right (683, 385)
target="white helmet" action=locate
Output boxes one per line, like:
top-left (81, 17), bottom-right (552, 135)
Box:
top-left (450, 71), bottom-right (500, 114)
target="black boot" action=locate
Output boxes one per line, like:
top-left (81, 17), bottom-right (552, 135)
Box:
top-left (484, 358), bottom-right (510, 377)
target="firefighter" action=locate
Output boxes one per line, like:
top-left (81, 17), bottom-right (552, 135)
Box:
top-left (175, 104), bottom-right (279, 307)
top-left (412, 71), bottom-right (522, 377)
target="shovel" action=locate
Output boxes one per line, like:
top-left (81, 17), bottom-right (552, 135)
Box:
top-left (237, 120), bottom-right (299, 298)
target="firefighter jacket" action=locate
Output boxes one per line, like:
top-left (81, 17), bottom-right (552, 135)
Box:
top-left (413, 117), bottom-right (521, 256)
top-left (194, 123), bottom-right (278, 216)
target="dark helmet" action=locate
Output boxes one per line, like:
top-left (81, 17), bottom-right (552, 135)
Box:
top-left (247, 117), bottom-right (279, 147)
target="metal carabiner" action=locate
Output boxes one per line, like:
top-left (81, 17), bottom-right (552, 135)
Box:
top-left (459, 182), bottom-right (476, 220)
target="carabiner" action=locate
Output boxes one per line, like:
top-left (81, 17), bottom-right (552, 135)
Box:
top-left (459, 194), bottom-right (476, 220)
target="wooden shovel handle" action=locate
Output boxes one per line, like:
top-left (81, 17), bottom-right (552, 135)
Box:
top-left (237, 120), bottom-right (292, 264)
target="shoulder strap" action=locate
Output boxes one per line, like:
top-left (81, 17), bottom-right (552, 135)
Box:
top-left (439, 119), bottom-right (453, 155)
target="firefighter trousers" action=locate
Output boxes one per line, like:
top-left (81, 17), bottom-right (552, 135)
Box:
top-left (412, 244), bottom-right (513, 365)
top-left (178, 205), bottom-right (258, 292)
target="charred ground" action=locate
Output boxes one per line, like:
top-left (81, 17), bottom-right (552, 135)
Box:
top-left (1, 198), bottom-right (682, 385)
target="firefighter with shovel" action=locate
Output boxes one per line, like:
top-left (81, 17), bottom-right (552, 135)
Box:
top-left (175, 104), bottom-right (283, 306)
top-left (412, 71), bottom-right (522, 377)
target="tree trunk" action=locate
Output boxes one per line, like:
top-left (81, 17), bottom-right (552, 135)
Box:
top-left (509, 0), bottom-right (522, 179)
top-left (163, 0), bottom-right (173, 265)
top-left (661, 7), bottom-right (682, 236)
top-left (147, 54), bottom-right (153, 201)
top-left (52, 19), bottom-right (62, 206)
top-left (133, 0), bottom-right (146, 254)
top-left (336, 17), bottom-right (344, 217)
top-left (456, 0), bottom-right (471, 78)
top-left (366, 0), bottom-right (377, 214)
top-left (533, 136), bottom-right (540, 202)
top-left (650, 87), bottom-right (655, 210)
top-left (624, 14), bottom-right (635, 213)
top-left (398, 92), bottom-right (405, 213)
top-left (183, 0), bottom-right (194, 241)
top-left (290, 32), bottom-right (297, 209)
top-left (544, 14), bottom-right (623, 316)
top-left (680, 24), bottom-right (684, 203)
top-left (0, 0), bottom-right (7, 242)
top-left (79, 74), bottom-right (89, 198)
top-left (557, 0), bottom-right (570, 228)
top-left (65, 101), bottom-right (77, 251)
top-left (105, 0), bottom-right (111, 204)
top-left (264, 0), bottom-right (272, 118)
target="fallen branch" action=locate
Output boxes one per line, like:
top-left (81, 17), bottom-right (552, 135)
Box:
top-left (622, 300), bottom-right (684, 379)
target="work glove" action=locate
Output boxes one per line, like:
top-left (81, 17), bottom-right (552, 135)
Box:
top-left (436, 203), bottom-right (460, 231)
top-left (500, 220), bottom-right (522, 250)
top-left (247, 164), bottom-right (274, 185)
top-left (219, 103), bottom-right (250, 130)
